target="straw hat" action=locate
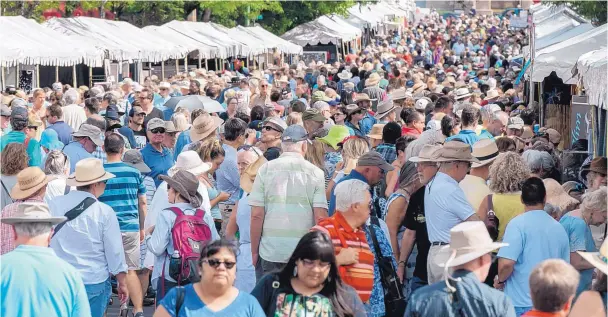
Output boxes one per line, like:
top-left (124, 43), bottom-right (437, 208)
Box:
top-left (438, 221), bottom-right (508, 268)
top-left (365, 73), bottom-right (381, 87)
top-left (367, 124), bottom-right (385, 140)
top-left (578, 239), bottom-right (608, 275)
top-left (66, 158), bottom-right (115, 187)
top-left (409, 144), bottom-right (442, 163)
top-left (240, 156), bottom-right (267, 194)
top-left (374, 99), bottom-right (397, 120)
top-left (1, 202), bottom-right (66, 225)
top-left (354, 93), bottom-right (371, 103)
top-left (390, 88), bottom-right (408, 101)
top-left (471, 139), bottom-right (499, 168)
top-left (10, 167), bottom-right (56, 200)
top-left (484, 89), bottom-right (500, 101)
top-left (190, 114), bottom-right (224, 142)
top-left (159, 170), bottom-right (203, 207)
top-left (433, 141), bottom-right (480, 163)
top-left (454, 87), bottom-right (472, 100)
top-left (168, 151), bottom-right (211, 177)
top-left (544, 178), bottom-right (580, 214)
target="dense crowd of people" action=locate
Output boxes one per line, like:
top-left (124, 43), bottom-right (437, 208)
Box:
top-left (1, 9), bottom-right (607, 317)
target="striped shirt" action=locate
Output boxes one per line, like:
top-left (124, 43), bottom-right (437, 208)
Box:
top-left (312, 212), bottom-right (374, 303)
top-left (98, 162), bottom-right (146, 232)
top-left (143, 176), bottom-right (156, 206)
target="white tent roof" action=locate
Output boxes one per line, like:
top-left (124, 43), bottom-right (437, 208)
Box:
top-left (0, 16), bottom-right (104, 67)
top-left (236, 26), bottom-right (303, 55)
top-left (347, 5), bottom-right (384, 25)
top-left (572, 48), bottom-right (608, 109)
top-left (281, 21), bottom-right (343, 46)
top-left (315, 15), bottom-right (361, 41)
top-left (43, 17), bottom-right (189, 63)
top-left (523, 23), bottom-right (595, 58)
top-left (162, 21), bottom-right (246, 58)
top-left (142, 25), bottom-right (221, 59)
top-left (532, 24), bottom-right (607, 82)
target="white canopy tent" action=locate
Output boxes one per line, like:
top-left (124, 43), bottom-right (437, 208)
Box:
top-left (315, 16), bottom-right (361, 42)
top-left (572, 48), bottom-right (608, 109)
top-left (281, 21), bottom-right (345, 46)
top-left (162, 21), bottom-right (243, 58)
top-left (142, 25), bottom-right (221, 59)
top-left (235, 26), bottom-right (303, 55)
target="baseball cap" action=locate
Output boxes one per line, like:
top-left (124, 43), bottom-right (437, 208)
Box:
top-left (1, 104), bottom-right (11, 117)
top-left (10, 105), bottom-right (28, 121)
top-left (10, 98), bottom-right (28, 109)
top-left (122, 149), bottom-right (151, 173)
top-left (159, 82), bottom-right (171, 89)
top-left (51, 82), bottom-right (62, 92)
top-left (263, 117), bottom-right (287, 133)
top-left (415, 97), bottom-right (431, 111)
top-left (507, 117), bottom-right (524, 129)
top-left (104, 105), bottom-right (120, 121)
top-left (302, 108), bottom-right (326, 123)
top-left (129, 105), bottom-right (145, 117)
top-left (311, 91), bottom-right (332, 102)
top-left (147, 118), bottom-right (165, 131)
top-left (281, 125), bottom-right (308, 142)
top-left (357, 151), bottom-right (395, 172)
top-left (72, 124), bottom-right (103, 146)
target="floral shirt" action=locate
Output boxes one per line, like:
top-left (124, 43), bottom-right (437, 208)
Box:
top-left (324, 152), bottom-right (343, 178)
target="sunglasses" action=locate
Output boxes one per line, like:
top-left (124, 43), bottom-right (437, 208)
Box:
top-left (150, 128), bottom-right (166, 134)
top-left (263, 126), bottom-right (281, 133)
top-left (28, 126), bottom-right (38, 131)
top-left (203, 259), bottom-right (236, 269)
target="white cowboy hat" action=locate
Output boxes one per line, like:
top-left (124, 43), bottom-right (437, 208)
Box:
top-left (1, 202), bottom-right (66, 225)
top-left (454, 87), bottom-right (472, 100)
top-left (337, 69), bottom-right (353, 80)
top-left (578, 239), bottom-right (608, 275)
top-left (66, 158), bottom-right (115, 187)
top-left (438, 221), bottom-right (508, 268)
top-left (168, 151), bottom-right (211, 177)
top-left (471, 139), bottom-right (499, 168)
top-left (365, 73), bottom-right (381, 87)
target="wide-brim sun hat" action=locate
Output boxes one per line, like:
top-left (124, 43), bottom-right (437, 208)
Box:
top-left (159, 170), bottom-right (203, 208)
top-left (471, 139), bottom-right (499, 168)
top-left (10, 167), bottom-right (56, 200)
top-left (544, 178), bottom-right (580, 213)
top-left (438, 221), bottom-right (508, 268)
top-left (1, 201), bottom-right (66, 225)
top-left (66, 158), bottom-right (115, 187)
top-left (578, 239), bottom-right (608, 275)
top-left (318, 125), bottom-right (351, 150)
top-left (409, 144), bottom-right (442, 163)
top-left (433, 141), bottom-right (480, 163)
top-left (168, 150), bottom-right (212, 177)
top-left (190, 114), bottom-right (224, 142)
top-left (240, 156), bottom-right (268, 194)
top-left (365, 73), bottom-right (381, 87)
top-left (374, 99), bottom-right (397, 120)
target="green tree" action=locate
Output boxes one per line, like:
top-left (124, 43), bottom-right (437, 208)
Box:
top-left (544, 1), bottom-right (607, 25)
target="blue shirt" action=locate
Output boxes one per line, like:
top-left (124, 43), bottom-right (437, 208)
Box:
top-left (46, 121), bottom-right (73, 146)
top-left (374, 143), bottom-right (397, 164)
top-left (328, 169), bottom-right (369, 216)
top-left (478, 129), bottom-right (495, 140)
top-left (445, 129), bottom-right (481, 148)
top-left (1, 245), bottom-right (91, 317)
top-left (497, 210), bottom-right (570, 308)
top-left (174, 129), bottom-right (192, 160)
top-left (62, 141), bottom-right (93, 173)
top-left (424, 172), bottom-right (475, 243)
top-left (0, 131), bottom-right (42, 167)
top-left (159, 284), bottom-right (264, 317)
top-left (345, 121), bottom-right (365, 137)
top-left (560, 212), bottom-right (596, 296)
top-left (98, 162), bottom-right (146, 232)
top-left (140, 143), bottom-right (174, 187)
top-left (406, 269), bottom-right (516, 317)
top-left (215, 144), bottom-right (240, 204)
top-left (359, 112), bottom-right (377, 136)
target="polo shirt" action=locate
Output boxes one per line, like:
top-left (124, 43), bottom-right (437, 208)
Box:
top-left (478, 129), bottom-right (495, 140)
top-left (140, 143), bottom-right (174, 187)
top-left (445, 129), bottom-right (481, 147)
top-left (63, 141), bottom-right (93, 173)
top-left (0, 130), bottom-right (41, 167)
top-left (312, 212), bottom-right (375, 303)
top-left (98, 162), bottom-right (147, 232)
top-left (329, 169), bottom-right (369, 216)
top-left (173, 129), bottom-right (192, 160)
top-left (46, 121), bottom-right (73, 145)
top-left (1, 245), bottom-right (90, 317)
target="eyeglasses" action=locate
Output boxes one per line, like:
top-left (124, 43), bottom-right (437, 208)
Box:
top-left (203, 259), bottom-right (236, 269)
top-left (150, 128), bottom-right (166, 134)
top-left (237, 144), bottom-right (261, 158)
top-left (263, 126), bottom-right (281, 133)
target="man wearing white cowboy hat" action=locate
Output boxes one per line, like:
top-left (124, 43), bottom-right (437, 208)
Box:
top-left (460, 139), bottom-right (499, 211)
top-left (48, 157), bottom-right (129, 317)
top-left (1, 202), bottom-right (92, 317)
top-left (336, 69), bottom-right (352, 94)
top-left (406, 221), bottom-right (515, 317)
top-left (425, 141), bottom-right (481, 284)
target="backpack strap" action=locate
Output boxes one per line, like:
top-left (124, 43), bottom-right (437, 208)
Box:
top-left (194, 208), bottom-right (206, 219)
top-left (175, 286), bottom-right (186, 315)
top-left (0, 180), bottom-right (13, 206)
top-left (167, 207), bottom-right (185, 217)
top-left (487, 194), bottom-right (494, 211)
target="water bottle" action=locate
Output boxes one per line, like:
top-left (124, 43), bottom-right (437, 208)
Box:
top-left (169, 250), bottom-right (182, 281)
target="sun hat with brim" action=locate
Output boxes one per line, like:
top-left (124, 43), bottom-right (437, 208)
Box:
top-left (578, 239), bottom-right (608, 275)
top-left (354, 93), bottom-right (372, 103)
top-left (164, 121), bottom-right (178, 133)
top-left (345, 104), bottom-right (363, 115)
top-left (10, 167), bottom-right (56, 200)
top-left (168, 150), bottom-right (211, 177)
top-left (122, 149), bottom-right (151, 174)
top-left (311, 91), bottom-right (332, 103)
top-left (374, 99), bottom-right (397, 120)
top-left (337, 70), bottom-right (353, 80)
top-left (507, 116), bottom-right (524, 130)
top-left (365, 73), bottom-right (381, 87)
top-left (357, 151), bottom-right (395, 172)
top-left (1, 202), bottom-right (66, 225)
top-left (544, 178), bottom-right (580, 213)
top-left (72, 124), bottom-right (103, 147)
top-left (240, 156), bottom-right (268, 194)
top-left (367, 124), bottom-right (385, 140)
top-left (390, 88), bottom-right (408, 101)
top-left (433, 141), bottom-right (480, 163)
top-left (454, 87), bottom-right (472, 100)
top-left (438, 221), bottom-right (508, 268)
top-left (409, 144), bottom-right (442, 163)
top-left (318, 125), bottom-right (351, 150)
top-left (40, 129), bottom-right (64, 151)
top-left (471, 139), bottom-right (499, 168)
top-left (584, 157), bottom-right (607, 176)
top-left (484, 89), bottom-right (500, 101)
top-left (190, 114), bottom-right (224, 142)
top-left (66, 158), bottom-right (115, 187)
top-left (160, 170), bottom-right (203, 208)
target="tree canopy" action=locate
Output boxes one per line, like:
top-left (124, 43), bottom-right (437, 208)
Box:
top-left (544, 1), bottom-right (607, 25)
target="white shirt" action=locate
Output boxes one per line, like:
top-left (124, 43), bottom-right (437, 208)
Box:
top-left (44, 177), bottom-right (74, 204)
top-left (49, 191), bottom-right (127, 284)
top-left (62, 104), bottom-right (87, 131)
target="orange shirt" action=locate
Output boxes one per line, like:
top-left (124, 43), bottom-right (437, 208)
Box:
top-left (312, 212), bottom-right (374, 302)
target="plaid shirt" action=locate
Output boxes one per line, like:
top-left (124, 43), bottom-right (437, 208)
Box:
top-left (1, 197), bottom-right (43, 255)
top-left (374, 143), bottom-right (397, 164)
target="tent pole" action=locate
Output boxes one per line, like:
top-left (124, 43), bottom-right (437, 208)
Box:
top-left (72, 65), bottom-right (77, 87)
top-left (161, 61), bottom-right (165, 80)
top-left (245, 57), bottom-right (249, 68)
top-left (205, 58), bottom-right (208, 70)
top-left (198, 54), bottom-right (202, 69)
top-left (35, 65), bottom-right (40, 88)
top-left (15, 64), bottom-right (19, 86)
top-left (175, 59), bottom-right (179, 75)
top-left (54, 66), bottom-right (59, 83)
top-left (1, 66), bottom-right (5, 90)
top-left (89, 66), bottom-right (93, 87)
top-left (184, 57), bottom-right (188, 73)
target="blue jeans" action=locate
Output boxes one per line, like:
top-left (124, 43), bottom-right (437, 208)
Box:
top-left (409, 276), bottom-right (428, 295)
top-left (84, 278), bottom-right (111, 317)
top-left (515, 306), bottom-right (532, 317)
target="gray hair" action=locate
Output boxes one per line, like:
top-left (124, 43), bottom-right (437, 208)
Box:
top-left (312, 101), bottom-right (330, 111)
top-left (14, 222), bottom-right (53, 237)
top-left (522, 150), bottom-right (554, 175)
top-left (62, 88), bottom-right (80, 105)
top-left (543, 203), bottom-right (560, 219)
top-left (44, 150), bottom-right (70, 176)
top-left (334, 179), bottom-right (370, 211)
top-left (529, 259), bottom-right (579, 313)
top-left (405, 129), bottom-right (444, 159)
top-left (581, 186), bottom-right (607, 216)
top-left (281, 140), bottom-right (306, 153)
top-left (171, 112), bottom-right (190, 132)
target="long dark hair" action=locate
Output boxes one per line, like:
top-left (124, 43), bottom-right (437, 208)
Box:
top-left (278, 231), bottom-right (355, 317)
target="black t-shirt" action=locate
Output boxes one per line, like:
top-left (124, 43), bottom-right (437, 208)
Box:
top-left (143, 107), bottom-right (165, 127)
top-left (402, 186), bottom-right (430, 282)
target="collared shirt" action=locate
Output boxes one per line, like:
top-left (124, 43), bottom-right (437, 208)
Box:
top-left (312, 212), bottom-right (375, 303)
top-left (359, 112), bottom-right (377, 136)
top-left (459, 174), bottom-right (491, 211)
top-left (425, 172), bottom-right (475, 243)
top-left (49, 191), bottom-right (128, 285)
top-left (345, 120), bottom-right (365, 137)
top-left (173, 129), bottom-right (192, 160)
top-left (406, 269), bottom-right (516, 317)
top-left (249, 152), bottom-right (328, 263)
top-left (0, 130), bottom-right (42, 167)
top-left (63, 141), bottom-right (93, 173)
top-left (402, 126), bottom-right (422, 138)
top-left (498, 210), bottom-right (570, 308)
top-left (62, 104), bottom-right (87, 131)
top-left (140, 143), bottom-right (174, 187)
top-left (1, 245), bottom-right (91, 317)
top-left (0, 197), bottom-right (43, 255)
top-left (374, 143), bottom-right (397, 164)
top-left (445, 129), bottom-right (481, 148)
top-left (98, 162), bottom-right (146, 232)
top-left (478, 129), bottom-right (495, 140)
top-left (329, 169), bottom-right (369, 216)
top-left (215, 144), bottom-right (240, 204)
top-left (46, 121), bottom-right (73, 145)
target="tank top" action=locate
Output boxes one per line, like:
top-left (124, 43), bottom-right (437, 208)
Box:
top-left (492, 192), bottom-right (525, 241)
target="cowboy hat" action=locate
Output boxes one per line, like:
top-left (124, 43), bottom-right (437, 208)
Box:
top-left (367, 124), bottom-right (385, 140)
top-left (581, 157), bottom-right (607, 177)
top-left (240, 155), bottom-right (267, 194)
top-left (374, 99), bottom-right (397, 120)
top-left (168, 150), bottom-right (211, 177)
top-left (10, 167), bottom-right (56, 200)
top-left (1, 202), bottom-right (66, 225)
top-left (354, 93), bottom-right (372, 103)
top-left (390, 88), bottom-right (408, 101)
top-left (159, 170), bottom-right (203, 208)
top-left (438, 221), bottom-right (508, 268)
top-left (337, 69), bottom-right (353, 80)
top-left (454, 87), bottom-right (472, 100)
top-left (412, 82), bottom-right (427, 93)
top-left (484, 89), bottom-right (500, 101)
top-left (578, 239), bottom-right (608, 275)
top-left (544, 178), bottom-right (580, 214)
top-left (365, 73), bottom-right (381, 87)
top-left (433, 141), bottom-right (480, 163)
top-left (409, 144), bottom-right (442, 163)
top-left (190, 114), bottom-right (224, 142)
top-left (66, 158), bottom-right (115, 187)
top-left (471, 139), bottom-right (499, 168)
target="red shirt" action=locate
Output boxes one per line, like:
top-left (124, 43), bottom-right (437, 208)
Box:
top-left (402, 126), bottom-right (421, 138)
top-left (522, 310), bottom-right (562, 317)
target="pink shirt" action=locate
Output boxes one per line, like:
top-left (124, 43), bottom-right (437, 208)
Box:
top-left (1, 198), bottom-right (43, 255)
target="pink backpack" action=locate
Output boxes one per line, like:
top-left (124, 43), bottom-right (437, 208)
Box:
top-left (166, 207), bottom-right (212, 285)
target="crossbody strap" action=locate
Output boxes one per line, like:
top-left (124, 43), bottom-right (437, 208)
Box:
top-left (0, 180), bottom-right (13, 205)
top-left (52, 197), bottom-right (96, 237)
top-left (367, 217), bottom-right (389, 289)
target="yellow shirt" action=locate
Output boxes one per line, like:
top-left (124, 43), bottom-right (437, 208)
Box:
top-left (459, 174), bottom-right (491, 212)
top-left (492, 192), bottom-right (525, 241)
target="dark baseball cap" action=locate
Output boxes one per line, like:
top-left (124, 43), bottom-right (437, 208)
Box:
top-left (281, 125), bottom-right (308, 142)
top-left (129, 105), bottom-right (145, 117)
top-left (10, 106), bottom-right (28, 122)
top-left (357, 151), bottom-right (395, 172)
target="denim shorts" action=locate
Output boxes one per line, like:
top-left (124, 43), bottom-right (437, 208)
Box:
top-left (84, 278), bottom-right (111, 317)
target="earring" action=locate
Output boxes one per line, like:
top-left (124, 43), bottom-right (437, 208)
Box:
top-left (326, 276), bottom-right (332, 283)
top-left (293, 266), bottom-right (298, 277)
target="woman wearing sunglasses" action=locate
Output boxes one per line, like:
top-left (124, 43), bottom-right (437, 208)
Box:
top-left (251, 231), bottom-right (365, 317)
top-left (154, 239), bottom-right (265, 317)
